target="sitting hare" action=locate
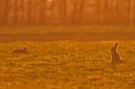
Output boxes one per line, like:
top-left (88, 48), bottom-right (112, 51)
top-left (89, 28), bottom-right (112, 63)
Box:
top-left (12, 47), bottom-right (28, 54)
top-left (111, 43), bottom-right (121, 65)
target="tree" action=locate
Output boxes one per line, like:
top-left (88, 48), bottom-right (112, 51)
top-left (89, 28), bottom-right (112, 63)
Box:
top-left (0, 0), bottom-right (5, 25)
top-left (3, 0), bottom-right (10, 24)
top-left (70, 0), bottom-right (86, 24)
top-left (58, 0), bottom-right (67, 24)
top-left (39, 0), bottom-right (47, 24)
top-left (129, 0), bottom-right (135, 25)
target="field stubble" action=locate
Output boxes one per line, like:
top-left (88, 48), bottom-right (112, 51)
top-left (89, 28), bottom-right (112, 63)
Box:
top-left (0, 41), bottom-right (135, 89)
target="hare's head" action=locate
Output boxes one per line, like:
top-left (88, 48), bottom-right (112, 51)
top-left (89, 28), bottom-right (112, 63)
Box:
top-left (24, 47), bottom-right (27, 51)
top-left (111, 47), bottom-right (116, 52)
top-left (111, 43), bottom-right (118, 53)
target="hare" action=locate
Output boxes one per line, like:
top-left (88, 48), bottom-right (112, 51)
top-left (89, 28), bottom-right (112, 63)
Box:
top-left (111, 43), bottom-right (121, 65)
top-left (12, 47), bottom-right (28, 54)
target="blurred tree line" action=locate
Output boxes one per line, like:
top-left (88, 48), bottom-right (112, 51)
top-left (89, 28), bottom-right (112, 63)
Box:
top-left (0, 0), bottom-right (134, 25)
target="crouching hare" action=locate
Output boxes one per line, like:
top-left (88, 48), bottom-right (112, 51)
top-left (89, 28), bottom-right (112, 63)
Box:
top-left (12, 47), bottom-right (28, 54)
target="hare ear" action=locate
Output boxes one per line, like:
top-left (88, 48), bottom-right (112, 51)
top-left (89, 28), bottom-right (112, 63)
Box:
top-left (24, 47), bottom-right (26, 50)
top-left (114, 43), bottom-right (118, 48)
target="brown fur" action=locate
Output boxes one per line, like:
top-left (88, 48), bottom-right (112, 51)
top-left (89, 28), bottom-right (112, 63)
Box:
top-left (12, 47), bottom-right (28, 54)
top-left (111, 43), bottom-right (121, 65)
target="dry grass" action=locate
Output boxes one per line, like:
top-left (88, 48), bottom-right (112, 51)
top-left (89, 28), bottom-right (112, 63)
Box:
top-left (0, 41), bottom-right (135, 89)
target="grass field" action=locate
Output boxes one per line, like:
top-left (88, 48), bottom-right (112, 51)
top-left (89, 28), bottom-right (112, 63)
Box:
top-left (0, 25), bottom-right (135, 41)
top-left (0, 25), bottom-right (135, 89)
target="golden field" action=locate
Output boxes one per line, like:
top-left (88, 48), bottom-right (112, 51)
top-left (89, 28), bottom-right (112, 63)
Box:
top-left (0, 26), bottom-right (135, 89)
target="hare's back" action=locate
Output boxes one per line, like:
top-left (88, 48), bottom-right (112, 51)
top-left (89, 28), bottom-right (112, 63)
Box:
top-left (12, 49), bottom-right (27, 54)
